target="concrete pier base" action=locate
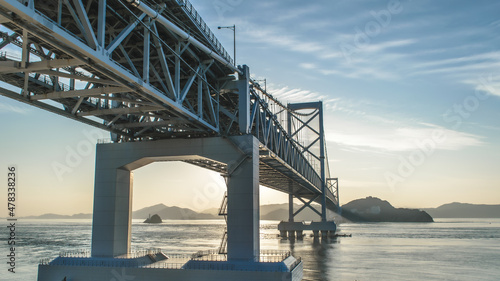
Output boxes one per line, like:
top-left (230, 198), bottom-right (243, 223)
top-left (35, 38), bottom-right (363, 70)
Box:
top-left (278, 221), bottom-right (337, 239)
top-left (38, 262), bottom-right (303, 281)
top-left (38, 252), bottom-right (303, 281)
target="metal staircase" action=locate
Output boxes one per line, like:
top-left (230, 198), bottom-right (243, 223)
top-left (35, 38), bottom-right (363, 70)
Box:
top-left (218, 191), bottom-right (228, 254)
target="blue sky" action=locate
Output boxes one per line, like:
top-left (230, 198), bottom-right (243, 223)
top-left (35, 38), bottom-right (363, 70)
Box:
top-left (1, 0), bottom-right (499, 216)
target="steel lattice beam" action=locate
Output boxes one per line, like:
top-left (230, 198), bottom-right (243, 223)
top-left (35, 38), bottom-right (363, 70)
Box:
top-left (0, 0), bottom-right (339, 212)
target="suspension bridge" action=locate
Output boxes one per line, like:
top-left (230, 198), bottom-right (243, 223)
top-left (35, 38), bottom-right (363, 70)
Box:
top-left (0, 0), bottom-right (339, 280)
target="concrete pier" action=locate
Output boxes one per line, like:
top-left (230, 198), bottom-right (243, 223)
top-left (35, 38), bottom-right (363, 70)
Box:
top-left (278, 221), bottom-right (337, 239)
top-left (38, 136), bottom-right (303, 280)
top-left (91, 135), bottom-right (260, 260)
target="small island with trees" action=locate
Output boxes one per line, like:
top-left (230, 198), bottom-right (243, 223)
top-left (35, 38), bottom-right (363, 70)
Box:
top-left (144, 214), bottom-right (162, 224)
top-left (341, 197), bottom-right (434, 222)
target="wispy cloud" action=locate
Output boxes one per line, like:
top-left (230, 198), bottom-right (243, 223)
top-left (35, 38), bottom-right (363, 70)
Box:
top-left (270, 86), bottom-right (330, 104)
top-left (272, 5), bottom-right (322, 23)
top-left (358, 39), bottom-right (416, 54)
top-left (0, 102), bottom-right (30, 114)
top-left (460, 72), bottom-right (500, 98)
top-left (243, 25), bottom-right (329, 56)
top-left (474, 80), bottom-right (500, 98)
top-left (412, 51), bottom-right (500, 70)
top-left (299, 63), bottom-right (317, 70)
top-left (327, 123), bottom-right (483, 152)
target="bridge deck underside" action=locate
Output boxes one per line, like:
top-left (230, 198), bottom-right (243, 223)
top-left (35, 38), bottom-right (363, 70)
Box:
top-left (184, 146), bottom-right (337, 211)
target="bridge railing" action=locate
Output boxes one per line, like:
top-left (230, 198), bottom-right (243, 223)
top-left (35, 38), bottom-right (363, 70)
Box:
top-left (176, 0), bottom-right (234, 65)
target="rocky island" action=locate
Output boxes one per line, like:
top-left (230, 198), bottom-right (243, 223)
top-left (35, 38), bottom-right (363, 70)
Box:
top-left (144, 214), bottom-right (162, 223)
top-left (341, 197), bottom-right (433, 222)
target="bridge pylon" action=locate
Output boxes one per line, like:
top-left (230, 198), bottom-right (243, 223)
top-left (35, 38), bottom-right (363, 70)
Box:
top-left (278, 101), bottom-right (338, 239)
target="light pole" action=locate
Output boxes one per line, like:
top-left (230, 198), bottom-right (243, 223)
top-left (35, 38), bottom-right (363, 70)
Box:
top-left (255, 79), bottom-right (267, 92)
top-left (218, 25), bottom-right (236, 66)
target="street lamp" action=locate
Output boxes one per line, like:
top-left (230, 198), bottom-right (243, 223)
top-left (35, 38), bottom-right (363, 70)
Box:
top-left (255, 79), bottom-right (267, 92)
top-left (218, 25), bottom-right (236, 66)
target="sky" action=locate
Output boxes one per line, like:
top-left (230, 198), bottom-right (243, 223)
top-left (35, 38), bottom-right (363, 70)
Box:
top-left (1, 0), bottom-right (499, 216)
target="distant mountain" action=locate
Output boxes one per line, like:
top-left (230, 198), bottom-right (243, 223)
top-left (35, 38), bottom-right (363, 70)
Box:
top-left (132, 203), bottom-right (171, 219)
top-left (424, 202), bottom-right (500, 218)
top-left (199, 203), bottom-right (326, 221)
top-left (258, 198), bottom-right (435, 222)
top-left (201, 207), bottom-right (220, 217)
top-left (22, 213), bottom-right (92, 219)
top-left (260, 203), bottom-right (326, 221)
top-left (20, 204), bottom-right (217, 220)
top-left (341, 197), bottom-right (433, 222)
top-left (71, 213), bottom-right (93, 219)
top-left (23, 199), bottom-right (497, 221)
top-left (132, 204), bottom-right (217, 220)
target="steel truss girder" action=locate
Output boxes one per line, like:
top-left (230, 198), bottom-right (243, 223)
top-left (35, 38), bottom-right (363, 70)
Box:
top-left (247, 83), bottom-right (337, 210)
top-left (0, 85), bottom-right (131, 137)
top-left (0, 0), bottom-right (339, 212)
top-left (30, 86), bottom-right (130, 100)
top-left (0, 0), bottom-right (236, 140)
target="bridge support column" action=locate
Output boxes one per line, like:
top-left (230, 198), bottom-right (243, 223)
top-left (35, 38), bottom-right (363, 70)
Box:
top-left (226, 135), bottom-right (260, 262)
top-left (91, 149), bottom-right (134, 257)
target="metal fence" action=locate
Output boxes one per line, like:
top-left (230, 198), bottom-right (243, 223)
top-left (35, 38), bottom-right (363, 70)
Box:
top-left (39, 248), bottom-right (301, 273)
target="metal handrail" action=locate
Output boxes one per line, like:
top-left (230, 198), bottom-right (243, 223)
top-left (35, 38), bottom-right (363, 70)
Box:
top-left (40, 249), bottom-right (301, 273)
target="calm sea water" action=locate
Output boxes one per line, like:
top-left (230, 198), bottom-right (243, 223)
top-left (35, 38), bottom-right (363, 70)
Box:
top-left (1, 218), bottom-right (499, 281)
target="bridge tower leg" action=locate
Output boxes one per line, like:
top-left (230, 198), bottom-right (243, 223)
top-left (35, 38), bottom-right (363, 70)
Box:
top-left (278, 101), bottom-right (338, 239)
top-left (287, 183), bottom-right (295, 238)
top-left (91, 148), bottom-right (133, 258)
top-left (226, 136), bottom-right (260, 262)
top-left (319, 102), bottom-right (327, 222)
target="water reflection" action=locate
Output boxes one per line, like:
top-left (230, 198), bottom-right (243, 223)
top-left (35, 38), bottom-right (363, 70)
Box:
top-left (280, 235), bottom-right (340, 281)
top-left (4, 219), bottom-right (499, 281)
